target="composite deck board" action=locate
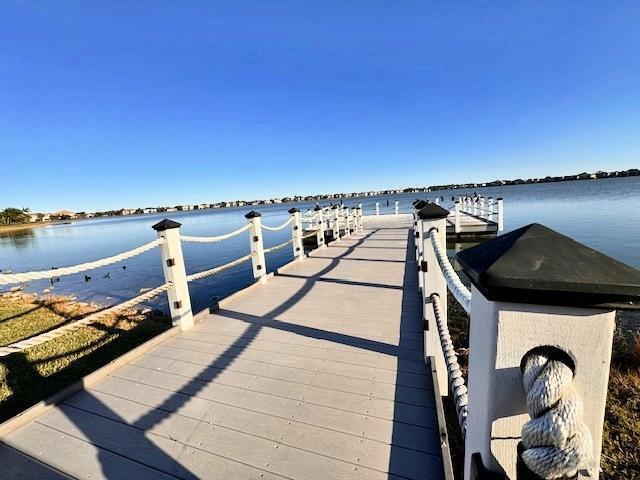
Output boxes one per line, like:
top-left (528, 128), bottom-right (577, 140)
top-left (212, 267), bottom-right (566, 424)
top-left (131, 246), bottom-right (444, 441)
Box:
top-left (1, 223), bottom-right (444, 479)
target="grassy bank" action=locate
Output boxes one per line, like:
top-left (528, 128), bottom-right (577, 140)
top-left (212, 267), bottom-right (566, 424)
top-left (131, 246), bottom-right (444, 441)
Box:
top-left (443, 293), bottom-right (640, 479)
top-left (0, 222), bottom-right (52, 233)
top-left (0, 292), bottom-right (170, 423)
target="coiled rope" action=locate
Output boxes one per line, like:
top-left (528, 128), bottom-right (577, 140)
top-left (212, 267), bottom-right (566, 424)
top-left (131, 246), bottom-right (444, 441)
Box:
top-left (262, 218), bottom-right (293, 232)
top-left (520, 350), bottom-right (594, 479)
top-left (429, 228), bottom-right (471, 313)
top-left (431, 293), bottom-right (468, 435)
top-left (0, 239), bottom-right (163, 285)
top-left (0, 282), bottom-right (171, 357)
top-left (186, 253), bottom-right (253, 282)
top-left (264, 238), bottom-right (294, 254)
top-left (180, 224), bottom-right (251, 244)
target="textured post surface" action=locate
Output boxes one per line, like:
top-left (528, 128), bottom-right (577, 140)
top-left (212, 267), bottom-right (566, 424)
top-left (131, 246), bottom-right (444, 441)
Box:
top-left (488, 197), bottom-right (494, 223)
top-left (314, 206), bottom-right (325, 248)
top-left (417, 204), bottom-right (451, 394)
top-left (395, 200), bottom-right (399, 215)
top-left (245, 211), bottom-right (267, 284)
top-left (454, 201), bottom-right (461, 234)
top-left (375, 202), bottom-right (380, 216)
top-left (289, 208), bottom-right (304, 260)
top-left (457, 224), bottom-right (640, 479)
top-left (153, 219), bottom-right (194, 331)
top-left (497, 198), bottom-right (504, 231)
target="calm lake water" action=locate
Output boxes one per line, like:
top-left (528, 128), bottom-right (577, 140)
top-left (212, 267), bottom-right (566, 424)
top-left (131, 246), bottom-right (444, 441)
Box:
top-left (2, 176), bottom-right (639, 314)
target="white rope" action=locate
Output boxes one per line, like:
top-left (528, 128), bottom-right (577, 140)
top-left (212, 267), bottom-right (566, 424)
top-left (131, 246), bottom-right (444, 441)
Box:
top-left (429, 229), bottom-right (471, 313)
top-left (262, 217), bottom-right (293, 232)
top-left (521, 351), bottom-right (594, 479)
top-left (263, 238), bottom-right (294, 254)
top-left (186, 253), bottom-right (253, 282)
top-left (0, 240), bottom-right (163, 285)
top-left (302, 230), bottom-right (318, 239)
top-left (0, 283), bottom-right (172, 357)
top-left (180, 224), bottom-right (251, 243)
top-left (431, 293), bottom-right (468, 436)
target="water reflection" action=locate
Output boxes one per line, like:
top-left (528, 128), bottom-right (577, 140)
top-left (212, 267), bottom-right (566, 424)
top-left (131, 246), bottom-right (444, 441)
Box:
top-left (0, 229), bottom-right (37, 249)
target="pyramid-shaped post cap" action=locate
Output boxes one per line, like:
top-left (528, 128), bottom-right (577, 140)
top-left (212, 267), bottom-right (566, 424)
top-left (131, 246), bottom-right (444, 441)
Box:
top-left (331, 205), bottom-right (338, 209)
top-left (288, 207), bottom-right (300, 214)
top-left (244, 211), bottom-right (262, 219)
top-left (314, 205), bottom-right (322, 211)
top-left (417, 204), bottom-right (450, 220)
top-left (456, 223), bottom-right (640, 309)
top-left (413, 200), bottom-right (428, 210)
top-left (152, 219), bottom-right (182, 231)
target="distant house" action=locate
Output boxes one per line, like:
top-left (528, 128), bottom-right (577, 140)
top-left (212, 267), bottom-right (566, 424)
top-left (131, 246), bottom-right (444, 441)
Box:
top-left (166, 207), bottom-right (177, 212)
top-left (143, 208), bottom-right (157, 214)
top-left (121, 208), bottom-right (136, 215)
top-left (51, 210), bottom-right (76, 220)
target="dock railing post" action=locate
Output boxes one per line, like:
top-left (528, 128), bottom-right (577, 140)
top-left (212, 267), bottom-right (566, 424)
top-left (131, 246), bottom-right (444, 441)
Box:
top-left (454, 201), bottom-right (461, 234)
top-left (344, 207), bottom-right (351, 237)
top-left (472, 197), bottom-right (478, 216)
top-left (497, 197), bottom-right (504, 232)
top-left (289, 208), bottom-right (304, 260)
top-left (375, 201), bottom-right (380, 216)
top-left (331, 206), bottom-right (340, 240)
top-left (245, 211), bottom-right (267, 284)
top-left (356, 207), bottom-right (363, 232)
top-left (314, 205), bottom-right (325, 248)
top-left (395, 200), bottom-right (399, 215)
top-left (417, 204), bottom-right (450, 395)
top-left (487, 197), bottom-right (494, 223)
top-left (479, 197), bottom-right (485, 219)
top-left (456, 224), bottom-right (640, 480)
top-left (152, 219), bottom-right (194, 331)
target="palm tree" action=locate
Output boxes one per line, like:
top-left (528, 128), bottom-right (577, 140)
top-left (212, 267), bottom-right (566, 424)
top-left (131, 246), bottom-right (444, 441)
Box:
top-left (1, 207), bottom-right (31, 224)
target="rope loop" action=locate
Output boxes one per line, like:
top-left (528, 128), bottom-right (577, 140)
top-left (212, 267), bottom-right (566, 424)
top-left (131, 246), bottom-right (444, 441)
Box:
top-left (520, 349), bottom-right (594, 479)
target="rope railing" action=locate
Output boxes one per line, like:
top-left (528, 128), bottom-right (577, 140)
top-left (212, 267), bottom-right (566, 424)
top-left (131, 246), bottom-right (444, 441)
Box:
top-left (0, 282), bottom-right (172, 357)
top-left (261, 217), bottom-right (293, 232)
top-left (431, 293), bottom-right (468, 435)
top-left (429, 228), bottom-right (471, 313)
top-left (520, 349), bottom-right (594, 478)
top-left (186, 253), bottom-right (253, 283)
top-left (263, 238), bottom-right (295, 255)
top-left (0, 239), bottom-right (163, 286)
top-left (180, 224), bottom-right (251, 243)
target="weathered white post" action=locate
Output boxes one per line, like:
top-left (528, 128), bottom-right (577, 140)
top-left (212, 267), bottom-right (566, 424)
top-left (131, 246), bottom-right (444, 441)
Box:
top-left (314, 205), bottom-right (325, 248)
top-left (457, 224), bottom-right (639, 479)
top-left (497, 197), bottom-right (504, 232)
top-left (454, 201), bottom-right (461, 234)
top-left (394, 200), bottom-right (399, 215)
top-left (479, 197), bottom-right (485, 219)
top-left (289, 208), bottom-right (304, 260)
top-left (435, 197), bottom-right (440, 205)
top-left (412, 200), bottom-right (428, 262)
top-left (487, 197), bottom-right (494, 223)
top-left (356, 207), bottom-right (363, 232)
top-left (152, 219), bottom-right (194, 331)
top-left (245, 211), bottom-right (267, 284)
top-left (472, 197), bottom-right (478, 216)
top-left (331, 206), bottom-right (340, 240)
top-left (375, 202), bottom-right (380, 216)
top-left (417, 205), bottom-right (450, 394)
top-left (344, 207), bottom-right (351, 237)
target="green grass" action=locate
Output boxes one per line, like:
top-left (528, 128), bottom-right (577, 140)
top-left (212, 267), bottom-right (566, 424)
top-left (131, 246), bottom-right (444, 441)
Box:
top-left (443, 293), bottom-right (640, 480)
top-left (0, 294), bottom-right (170, 423)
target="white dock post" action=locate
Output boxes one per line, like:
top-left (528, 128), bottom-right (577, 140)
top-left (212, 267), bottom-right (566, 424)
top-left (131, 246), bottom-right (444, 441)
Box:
top-left (331, 206), bottom-right (340, 240)
top-left (356, 207), bottom-right (363, 232)
top-left (487, 197), bottom-right (494, 223)
top-left (472, 197), bottom-right (478, 216)
top-left (456, 224), bottom-right (638, 479)
top-left (289, 208), bottom-right (304, 260)
top-left (245, 211), bottom-right (267, 284)
top-left (314, 206), bottom-right (325, 248)
top-left (497, 197), bottom-right (504, 232)
top-left (394, 200), bottom-right (399, 215)
top-left (375, 202), bottom-right (380, 216)
top-left (417, 204), bottom-right (450, 394)
top-left (479, 197), bottom-right (485, 219)
top-left (435, 197), bottom-right (440, 205)
top-left (152, 219), bottom-right (194, 331)
top-left (454, 201), bottom-right (461, 234)
top-left (344, 207), bottom-right (351, 237)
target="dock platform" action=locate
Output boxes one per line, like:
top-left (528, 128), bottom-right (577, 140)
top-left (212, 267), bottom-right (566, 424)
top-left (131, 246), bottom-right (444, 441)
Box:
top-left (0, 219), bottom-right (444, 479)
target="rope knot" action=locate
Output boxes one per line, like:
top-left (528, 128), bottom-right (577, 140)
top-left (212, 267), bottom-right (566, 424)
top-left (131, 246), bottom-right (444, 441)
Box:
top-left (520, 349), bottom-right (595, 479)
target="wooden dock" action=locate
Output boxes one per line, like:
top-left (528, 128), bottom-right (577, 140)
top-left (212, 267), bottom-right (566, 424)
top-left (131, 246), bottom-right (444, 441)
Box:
top-left (0, 219), bottom-right (444, 479)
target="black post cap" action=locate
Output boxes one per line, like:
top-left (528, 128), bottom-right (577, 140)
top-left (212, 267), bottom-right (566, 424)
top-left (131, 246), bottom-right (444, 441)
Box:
top-left (331, 205), bottom-right (338, 209)
top-left (413, 200), bottom-right (428, 210)
top-left (417, 204), bottom-right (450, 220)
top-left (152, 219), bottom-right (182, 231)
top-left (288, 207), bottom-right (300, 214)
top-left (244, 211), bottom-right (262, 219)
top-left (314, 205), bottom-right (322, 211)
top-left (456, 223), bottom-right (640, 309)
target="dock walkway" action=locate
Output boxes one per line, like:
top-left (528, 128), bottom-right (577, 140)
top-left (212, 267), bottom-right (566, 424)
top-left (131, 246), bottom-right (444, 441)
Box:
top-left (0, 220), bottom-right (443, 479)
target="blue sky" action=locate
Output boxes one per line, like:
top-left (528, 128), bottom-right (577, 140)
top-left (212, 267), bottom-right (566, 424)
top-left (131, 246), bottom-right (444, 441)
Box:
top-left (1, 1), bottom-right (639, 212)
